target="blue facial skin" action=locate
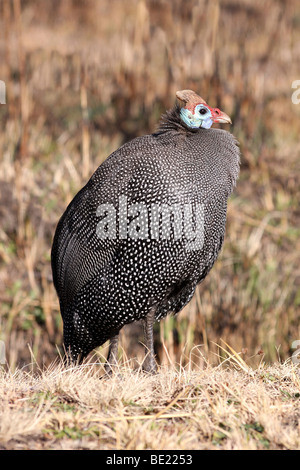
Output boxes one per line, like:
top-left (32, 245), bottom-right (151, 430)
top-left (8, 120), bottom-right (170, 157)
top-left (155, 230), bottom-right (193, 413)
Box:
top-left (180, 104), bottom-right (213, 129)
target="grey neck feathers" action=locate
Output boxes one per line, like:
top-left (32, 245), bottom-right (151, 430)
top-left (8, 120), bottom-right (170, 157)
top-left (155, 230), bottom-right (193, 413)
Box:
top-left (155, 105), bottom-right (198, 136)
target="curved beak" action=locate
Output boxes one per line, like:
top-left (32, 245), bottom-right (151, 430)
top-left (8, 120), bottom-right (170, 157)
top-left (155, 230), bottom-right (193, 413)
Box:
top-left (211, 107), bottom-right (232, 124)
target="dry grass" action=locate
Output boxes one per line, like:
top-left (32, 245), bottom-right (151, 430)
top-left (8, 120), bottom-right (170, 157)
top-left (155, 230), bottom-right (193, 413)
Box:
top-left (0, 348), bottom-right (300, 450)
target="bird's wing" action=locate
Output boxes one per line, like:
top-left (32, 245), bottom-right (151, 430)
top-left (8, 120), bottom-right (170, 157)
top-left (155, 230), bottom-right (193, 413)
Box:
top-left (51, 143), bottom-right (140, 311)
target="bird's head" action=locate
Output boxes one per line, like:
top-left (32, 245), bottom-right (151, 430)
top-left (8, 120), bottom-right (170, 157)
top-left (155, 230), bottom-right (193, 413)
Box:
top-left (176, 89), bottom-right (232, 129)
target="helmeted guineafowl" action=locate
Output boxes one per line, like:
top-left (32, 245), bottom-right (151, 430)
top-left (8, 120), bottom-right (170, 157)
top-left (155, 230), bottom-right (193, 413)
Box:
top-left (51, 89), bottom-right (240, 372)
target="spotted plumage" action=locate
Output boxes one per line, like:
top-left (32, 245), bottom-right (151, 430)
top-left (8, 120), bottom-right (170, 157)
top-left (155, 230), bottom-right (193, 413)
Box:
top-left (51, 90), bottom-right (240, 370)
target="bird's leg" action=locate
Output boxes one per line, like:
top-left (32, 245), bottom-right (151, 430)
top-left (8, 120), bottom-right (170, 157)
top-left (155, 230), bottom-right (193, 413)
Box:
top-left (104, 334), bottom-right (119, 374)
top-left (142, 309), bottom-right (158, 373)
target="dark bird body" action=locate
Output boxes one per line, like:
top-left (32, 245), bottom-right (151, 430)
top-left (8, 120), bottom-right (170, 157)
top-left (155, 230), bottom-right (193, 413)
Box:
top-left (51, 90), bottom-right (240, 370)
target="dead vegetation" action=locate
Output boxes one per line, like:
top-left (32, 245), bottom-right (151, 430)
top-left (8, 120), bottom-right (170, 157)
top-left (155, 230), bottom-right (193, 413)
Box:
top-left (0, 348), bottom-right (300, 450)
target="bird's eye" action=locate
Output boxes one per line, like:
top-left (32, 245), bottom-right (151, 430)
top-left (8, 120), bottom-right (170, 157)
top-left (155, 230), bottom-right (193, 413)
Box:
top-left (199, 108), bottom-right (207, 115)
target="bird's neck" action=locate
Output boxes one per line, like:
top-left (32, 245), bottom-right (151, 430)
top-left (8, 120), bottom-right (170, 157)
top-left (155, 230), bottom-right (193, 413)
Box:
top-left (155, 105), bottom-right (198, 136)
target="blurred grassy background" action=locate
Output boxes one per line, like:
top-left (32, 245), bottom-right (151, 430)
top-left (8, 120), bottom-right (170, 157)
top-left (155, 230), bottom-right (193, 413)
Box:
top-left (0, 0), bottom-right (299, 370)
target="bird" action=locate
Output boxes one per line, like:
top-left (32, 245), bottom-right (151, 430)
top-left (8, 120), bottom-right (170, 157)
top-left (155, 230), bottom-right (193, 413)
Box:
top-left (51, 89), bottom-right (240, 373)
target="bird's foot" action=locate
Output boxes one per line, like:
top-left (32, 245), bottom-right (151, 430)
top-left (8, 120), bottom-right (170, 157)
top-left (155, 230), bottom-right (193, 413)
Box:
top-left (142, 354), bottom-right (158, 374)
